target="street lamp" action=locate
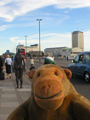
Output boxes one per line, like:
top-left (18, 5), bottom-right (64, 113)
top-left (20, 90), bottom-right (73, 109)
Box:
top-left (37, 19), bottom-right (42, 61)
top-left (24, 36), bottom-right (28, 58)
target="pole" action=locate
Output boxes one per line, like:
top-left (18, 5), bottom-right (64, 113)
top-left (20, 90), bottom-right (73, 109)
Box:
top-left (39, 20), bottom-right (40, 61)
top-left (37, 19), bottom-right (42, 61)
top-left (24, 36), bottom-right (27, 58)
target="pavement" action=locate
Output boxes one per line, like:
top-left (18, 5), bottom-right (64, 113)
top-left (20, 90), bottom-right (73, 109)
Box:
top-left (0, 69), bottom-right (32, 120)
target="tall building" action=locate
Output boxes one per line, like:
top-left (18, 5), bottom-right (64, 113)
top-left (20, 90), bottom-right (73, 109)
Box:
top-left (72, 31), bottom-right (84, 51)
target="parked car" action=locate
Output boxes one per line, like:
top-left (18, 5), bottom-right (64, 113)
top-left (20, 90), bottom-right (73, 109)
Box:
top-left (68, 52), bottom-right (90, 82)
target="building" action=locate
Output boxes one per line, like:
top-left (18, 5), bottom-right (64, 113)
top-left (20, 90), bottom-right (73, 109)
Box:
top-left (44, 46), bottom-right (83, 59)
top-left (70, 47), bottom-right (83, 59)
top-left (16, 45), bottom-right (25, 53)
top-left (44, 47), bottom-right (67, 57)
top-left (16, 44), bottom-right (43, 57)
top-left (29, 51), bottom-right (42, 56)
top-left (25, 44), bottom-right (40, 53)
top-left (44, 30), bottom-right (84, 59)
top-left (44, 46), bottom-right (72, 58)
top-left (16, 44), bottom-right (40, 53)
top-left (72, 31), bottom-right (84, 51)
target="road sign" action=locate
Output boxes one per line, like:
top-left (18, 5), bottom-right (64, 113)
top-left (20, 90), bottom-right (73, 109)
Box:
top-left (6, 50), bottom-right (10, 53)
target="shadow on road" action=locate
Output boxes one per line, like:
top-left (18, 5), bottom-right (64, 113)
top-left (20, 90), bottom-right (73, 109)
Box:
top-left (70, 76), bottom-right (90, 85)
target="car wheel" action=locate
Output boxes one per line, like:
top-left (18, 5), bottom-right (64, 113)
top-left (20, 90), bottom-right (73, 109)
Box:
top-left (84, 72), bottom-right (90, 83)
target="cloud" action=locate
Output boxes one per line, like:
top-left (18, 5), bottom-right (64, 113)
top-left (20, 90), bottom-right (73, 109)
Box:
top-left (41, 33), bottom-right (71, 51)
top-left (64, 11), bottom-right (69, 13)
top-left (0, 0), bottom-right (55, 22)
top-left (0, 0), bottom-right (12, 6)
top-left (84, 30), bottom-right (90, 51)
top-left (10, 37), bottom-right (19, 43)
top-left (10, 30), bottom-right (90, 52)
top-left (0, 25), bottom-right (10, 31)
top-left (0, 0), bottom-right (90, 22)
top-left (55, 0), bottom-right (90, 9)
top-left (10, 37), bottom-right (25, 44)
top-left (10, 32), bottom-right (71, 52)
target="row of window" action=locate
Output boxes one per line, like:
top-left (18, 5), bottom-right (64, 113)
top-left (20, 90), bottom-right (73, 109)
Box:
top-left (75, 54), bottom-right (90, 63)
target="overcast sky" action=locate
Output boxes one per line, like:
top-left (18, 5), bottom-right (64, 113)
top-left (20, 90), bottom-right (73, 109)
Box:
top-left (0, 0), bottom-right (90, 54)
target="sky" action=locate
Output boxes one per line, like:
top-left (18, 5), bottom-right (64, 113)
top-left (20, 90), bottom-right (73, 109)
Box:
top-left (0, 0), bottom-right (90, 55)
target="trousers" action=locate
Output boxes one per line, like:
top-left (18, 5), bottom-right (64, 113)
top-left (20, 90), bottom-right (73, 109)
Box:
top-left (15, 69), bottom-right (23, 88)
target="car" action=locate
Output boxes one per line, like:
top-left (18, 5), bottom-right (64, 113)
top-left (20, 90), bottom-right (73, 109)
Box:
top-left (68, 52), bottom-right (90, 83)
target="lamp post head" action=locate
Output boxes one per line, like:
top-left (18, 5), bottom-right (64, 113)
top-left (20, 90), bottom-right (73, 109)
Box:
top-left (37, 19), bottom-right (42, 21)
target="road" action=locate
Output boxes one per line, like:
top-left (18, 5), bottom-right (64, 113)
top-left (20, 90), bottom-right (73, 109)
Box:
top-left (25, 58), bottom-right (90, 100)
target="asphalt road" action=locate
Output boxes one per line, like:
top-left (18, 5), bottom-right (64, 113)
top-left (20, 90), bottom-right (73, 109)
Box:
top-left (26, 58), bottom-right (90, 101)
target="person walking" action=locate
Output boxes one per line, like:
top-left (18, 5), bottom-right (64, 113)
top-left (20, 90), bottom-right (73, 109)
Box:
top-left (67, 56), bottom-right (69, 61)
top-left (30, 56), bottom-right (34, 66)
top-left (0, 55), bottom-right (4, 73)
top-left (11, 56), bottom-right (15, 72)
top-left (14, 49), bottom-right (24, 88)
top-left (5, 55), bottom-right (12, 79)
top-left (29, 56), bottom-right (35, 70)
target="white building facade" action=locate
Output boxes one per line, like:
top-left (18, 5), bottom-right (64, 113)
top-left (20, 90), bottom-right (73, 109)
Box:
top-left (25, 44), bottom-right (40, 53)
top-left (16, 44), bottom-right (40, 53)
top-left (44, 47), bottom-right (83, 59)
top-left (44, 47), bottom-right (72, 58)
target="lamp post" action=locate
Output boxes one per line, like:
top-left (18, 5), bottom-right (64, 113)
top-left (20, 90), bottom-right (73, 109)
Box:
top-left (24, 36), bottom-right (27, 58)
top-left (37, 19), bottom-right (42, 61)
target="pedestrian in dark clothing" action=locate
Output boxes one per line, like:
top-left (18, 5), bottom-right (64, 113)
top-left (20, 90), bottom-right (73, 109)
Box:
top-left (11, 56), bottom-right (15, 72)
top-left (29, 64), bottom-right (35, 70)
top-left (14, 49), bottom-right (24, 88)
top-left (1, 55), bottom-right (4, 65)
top-left (67, 56), bottom-right (69, 61)
top-left (0, 55), bottom-right (4, 73)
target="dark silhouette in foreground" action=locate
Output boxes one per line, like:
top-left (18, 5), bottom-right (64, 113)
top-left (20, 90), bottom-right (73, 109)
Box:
top-left (14, 49), bottom-right (24, 88)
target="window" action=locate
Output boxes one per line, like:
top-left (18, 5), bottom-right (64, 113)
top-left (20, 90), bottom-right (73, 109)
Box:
top-left (74, 55), bottom-right (79, 62)
top-left (79, 55), bottom-right (84, 63)
top-left (84, 55), bottom-right (90, 63)
top-left (21, 49), bottom-right (25, 53)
